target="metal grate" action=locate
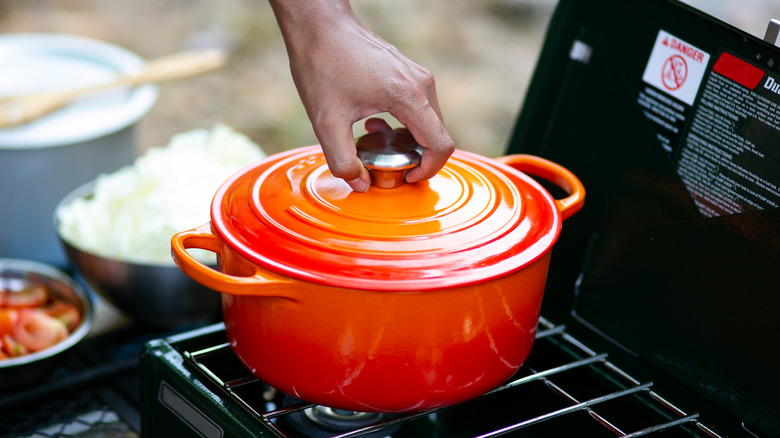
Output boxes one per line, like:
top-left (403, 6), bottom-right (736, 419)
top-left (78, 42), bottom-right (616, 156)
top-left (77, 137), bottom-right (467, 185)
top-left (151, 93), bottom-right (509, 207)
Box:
top-left (183, 316), bottom-right (724, 438)
top-left (19, 407), bottom-right (138, 438)
top-left (0, 388), bottom-right (138, 438)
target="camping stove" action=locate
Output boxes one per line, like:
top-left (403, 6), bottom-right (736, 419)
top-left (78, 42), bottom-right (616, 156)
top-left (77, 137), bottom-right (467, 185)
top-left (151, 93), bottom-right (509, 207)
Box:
top-left (144, 0), bottom-right (780, 435)
top-left (139, 0), bottom-right (780, 436)
top-left (140, 317), bottom-right (734, 438)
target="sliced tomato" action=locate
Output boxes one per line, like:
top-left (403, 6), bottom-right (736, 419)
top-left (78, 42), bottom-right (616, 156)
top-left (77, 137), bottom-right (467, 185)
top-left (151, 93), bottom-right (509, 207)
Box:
top-left (2, 333), bottom-right (29, 357)
top-left (13, 308), bottom-right (68, 352)
top-left (4, 285), bottom-right (48, 309)
top-left (0, 309), bottom-right (19, 337)
top-left (43, 301), bottom-right (81, 331)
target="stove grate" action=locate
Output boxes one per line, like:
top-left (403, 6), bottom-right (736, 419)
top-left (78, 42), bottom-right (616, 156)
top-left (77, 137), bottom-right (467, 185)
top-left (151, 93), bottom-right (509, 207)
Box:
top-left (0, 389), bottom-right (138, 438)
top-left (183, 317), bottom-right (724, 438)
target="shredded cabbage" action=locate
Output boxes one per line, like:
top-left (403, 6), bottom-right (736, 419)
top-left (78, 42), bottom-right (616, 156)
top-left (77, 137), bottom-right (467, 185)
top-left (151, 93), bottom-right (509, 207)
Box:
top-left (57, 124), bottom-right (266, 265)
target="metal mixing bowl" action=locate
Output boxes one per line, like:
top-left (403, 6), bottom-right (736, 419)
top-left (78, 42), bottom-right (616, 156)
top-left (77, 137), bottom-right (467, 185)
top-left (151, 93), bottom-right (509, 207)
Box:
top-left (0, 258), bottom-right (94, 388)
top-left (55, 181), bottom-right (221, 328)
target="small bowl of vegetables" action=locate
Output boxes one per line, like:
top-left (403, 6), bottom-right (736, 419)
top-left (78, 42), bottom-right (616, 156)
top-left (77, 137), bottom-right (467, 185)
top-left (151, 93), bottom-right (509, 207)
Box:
top-left (0, 258), bottom-right (94, 388)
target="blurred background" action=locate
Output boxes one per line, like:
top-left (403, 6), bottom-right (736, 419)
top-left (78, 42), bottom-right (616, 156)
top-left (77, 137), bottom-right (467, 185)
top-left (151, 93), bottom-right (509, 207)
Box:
top-left (0, 0), bottom-right (778, 158)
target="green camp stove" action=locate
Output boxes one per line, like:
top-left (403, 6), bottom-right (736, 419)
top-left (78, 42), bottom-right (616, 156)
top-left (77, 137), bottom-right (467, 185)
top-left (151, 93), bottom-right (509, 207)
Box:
top-left (141, 0), bottom-right (780, 436)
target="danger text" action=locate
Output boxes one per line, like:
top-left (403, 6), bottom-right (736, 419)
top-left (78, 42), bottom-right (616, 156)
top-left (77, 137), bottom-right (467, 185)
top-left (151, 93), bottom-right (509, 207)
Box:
top-left (664, 38), bottom-right (705, 63)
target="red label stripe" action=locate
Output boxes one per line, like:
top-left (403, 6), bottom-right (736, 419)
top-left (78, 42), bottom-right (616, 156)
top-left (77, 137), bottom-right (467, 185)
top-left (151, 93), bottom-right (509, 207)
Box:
top-left (712, 52), bottom-right (765, 89)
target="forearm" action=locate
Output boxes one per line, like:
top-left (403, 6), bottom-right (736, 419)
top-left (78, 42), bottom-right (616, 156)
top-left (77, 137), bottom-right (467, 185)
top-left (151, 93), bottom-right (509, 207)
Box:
top-left (264, 0), bottom-right (454, 190)
top-left (266, 0), bottom-right (391, 132)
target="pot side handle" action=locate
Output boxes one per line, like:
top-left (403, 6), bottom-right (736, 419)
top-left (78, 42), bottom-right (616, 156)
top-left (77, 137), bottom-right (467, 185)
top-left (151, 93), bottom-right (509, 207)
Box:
top-left (171, 223), bottom-right (297, 300)
top-left (495, 154), bottom-right (585, 220)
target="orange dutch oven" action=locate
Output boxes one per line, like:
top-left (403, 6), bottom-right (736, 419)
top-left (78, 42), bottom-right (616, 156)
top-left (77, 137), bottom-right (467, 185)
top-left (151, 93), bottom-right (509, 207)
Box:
top-left (171, 129), bottom-right (584, 413)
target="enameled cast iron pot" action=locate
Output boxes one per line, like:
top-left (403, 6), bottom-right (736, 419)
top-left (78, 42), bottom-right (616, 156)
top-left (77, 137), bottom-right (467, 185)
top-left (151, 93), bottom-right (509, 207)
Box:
top-left (171, 129), bottom-right (585, 413)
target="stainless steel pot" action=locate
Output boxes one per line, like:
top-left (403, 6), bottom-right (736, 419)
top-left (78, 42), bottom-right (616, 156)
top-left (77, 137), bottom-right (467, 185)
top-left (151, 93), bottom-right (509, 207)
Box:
top-left (0, 34), bottom-right (158, 267)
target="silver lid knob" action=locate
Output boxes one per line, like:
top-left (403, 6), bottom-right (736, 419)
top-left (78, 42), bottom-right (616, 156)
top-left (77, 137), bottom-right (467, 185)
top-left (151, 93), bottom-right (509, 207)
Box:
top-left (356, 130), bottom-right (422, 189)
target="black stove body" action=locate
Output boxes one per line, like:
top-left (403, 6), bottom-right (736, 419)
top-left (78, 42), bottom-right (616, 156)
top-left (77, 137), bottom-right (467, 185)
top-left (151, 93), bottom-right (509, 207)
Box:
top-left (140, 0), bottom-right (780, 436)
top-left (507, 0), bottom-right (780, 434)
top-left (3, 0), bottom-right (778, 437)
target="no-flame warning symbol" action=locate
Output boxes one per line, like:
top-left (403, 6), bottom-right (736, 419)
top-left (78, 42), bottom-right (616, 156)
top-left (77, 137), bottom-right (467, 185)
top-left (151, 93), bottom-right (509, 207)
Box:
top-left (661, 55), bottom-right (687, 90)
top-left (642, 30), bottom-right (710, 105)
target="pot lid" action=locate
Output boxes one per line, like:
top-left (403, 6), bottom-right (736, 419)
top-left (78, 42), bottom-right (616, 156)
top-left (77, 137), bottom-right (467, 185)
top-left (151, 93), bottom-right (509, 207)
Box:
top-left (212, 135), bottom-right (562, 291)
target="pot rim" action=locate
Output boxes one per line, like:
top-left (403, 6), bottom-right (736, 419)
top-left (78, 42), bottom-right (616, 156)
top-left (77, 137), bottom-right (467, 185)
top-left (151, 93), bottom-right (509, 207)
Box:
top-left (0, 33), bottom-right (158, 149)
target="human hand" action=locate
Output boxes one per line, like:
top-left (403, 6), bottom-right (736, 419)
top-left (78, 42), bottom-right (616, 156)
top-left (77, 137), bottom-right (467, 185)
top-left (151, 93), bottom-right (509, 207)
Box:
top-left (268, 0), bottom-right (455, 192)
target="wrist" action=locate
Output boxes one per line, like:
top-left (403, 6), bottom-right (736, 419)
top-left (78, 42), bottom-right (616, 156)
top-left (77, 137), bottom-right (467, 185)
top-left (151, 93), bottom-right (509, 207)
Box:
top-left (268, 0), bottom-right (355, 46)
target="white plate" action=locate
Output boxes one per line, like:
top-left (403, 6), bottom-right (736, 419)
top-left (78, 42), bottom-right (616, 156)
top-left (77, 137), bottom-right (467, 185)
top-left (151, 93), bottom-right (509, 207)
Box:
top-left (0, 33), bottom-right (158, 148)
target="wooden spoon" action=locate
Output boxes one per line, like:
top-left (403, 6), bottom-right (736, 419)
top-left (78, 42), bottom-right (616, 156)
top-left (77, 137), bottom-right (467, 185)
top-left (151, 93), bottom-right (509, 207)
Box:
top-left (0, 48), bottom-right (228, 128)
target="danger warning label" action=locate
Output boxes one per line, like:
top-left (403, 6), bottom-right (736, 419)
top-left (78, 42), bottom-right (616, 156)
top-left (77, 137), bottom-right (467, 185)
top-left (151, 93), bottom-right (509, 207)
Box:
top-left (676, 51), bottom-right (780, 218)
top-left (642, 30), bottom-right (710, 105)
top-left (638, 30), bottom-right (779, 218)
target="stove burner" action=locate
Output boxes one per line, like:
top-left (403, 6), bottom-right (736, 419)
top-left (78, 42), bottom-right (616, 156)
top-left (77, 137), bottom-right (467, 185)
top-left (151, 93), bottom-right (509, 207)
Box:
top-left (280, 395), bottom-right (401, 438)
top-left (306, 407), bottom-right (382, 429)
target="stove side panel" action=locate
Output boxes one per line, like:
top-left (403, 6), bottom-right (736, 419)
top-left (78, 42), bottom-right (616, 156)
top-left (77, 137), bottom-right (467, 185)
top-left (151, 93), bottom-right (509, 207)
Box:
top-left (140, 339), bottom-right (275, 438)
